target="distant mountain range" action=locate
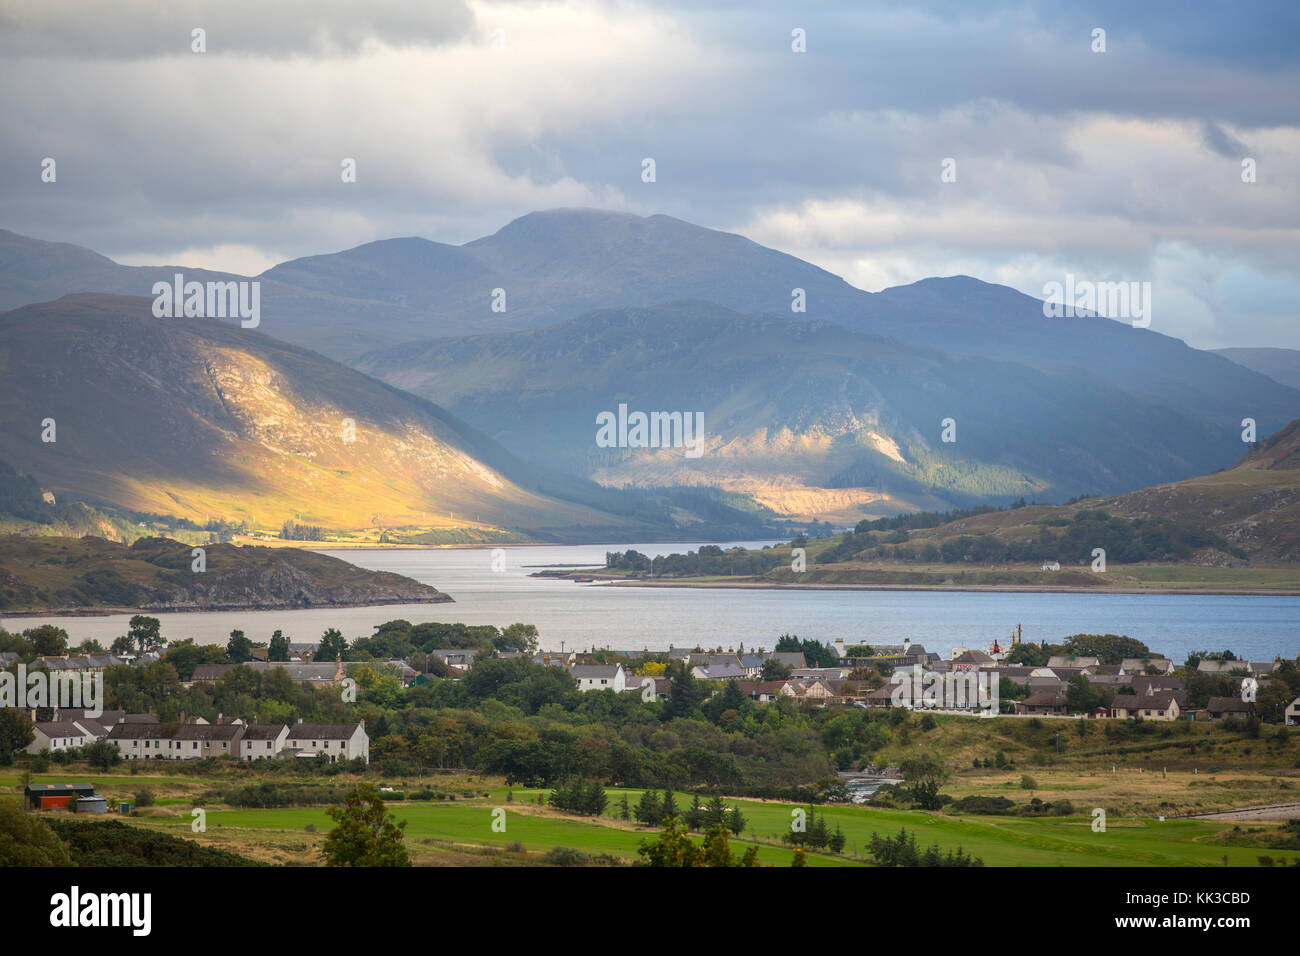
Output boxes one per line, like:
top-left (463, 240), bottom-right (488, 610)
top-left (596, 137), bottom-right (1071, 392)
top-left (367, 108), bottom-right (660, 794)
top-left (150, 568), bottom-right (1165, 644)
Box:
top-left (358, 301), bottom-right (1241, 520)
top-left (2, 209), bottom-right (1297, 528)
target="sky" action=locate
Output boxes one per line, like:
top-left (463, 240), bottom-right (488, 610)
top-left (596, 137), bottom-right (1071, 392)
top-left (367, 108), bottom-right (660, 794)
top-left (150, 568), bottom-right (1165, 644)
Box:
top-left (2, 0), bottom-right (1298, 349)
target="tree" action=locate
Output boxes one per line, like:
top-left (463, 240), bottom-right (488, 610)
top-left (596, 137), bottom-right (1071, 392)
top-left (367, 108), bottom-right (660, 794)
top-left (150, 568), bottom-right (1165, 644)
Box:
top-left (761, 658), bottom-right (792, 680)
top-left (660, 789), bottom-right (680, 823)
top-left (0, 709), bottom-right (34, 765)
top-left (85, 740), bottom-right (122, 772)
top-left (498, 623), bottom-right (539, 654)
top-left (1064, 674), bottom-right (1113, 714)
top-left (1006, 642), bottom-right (1050, 666)
top-left (775, 634), bottom-right (837, 668)
top-left (899, 754), bottom-right (949, 810)
top-left (633, 789), bottom-right (662, 826)
top-left (828, 824), bottom-right (846, 854)
top-left (226, 629), bottom-right (253, 663)
top-left (664, 661), bottom-right (706, 719)
top-left (0, 803), bottom-right (72, 866)
top-left (23, 624), bottom-right (68, 657)
top-left (322, 783), bottom-right (411, 867)
top-left (1061, 634), bottom-right (1153, 665)
top-left (705, 793), bottom-right (727, 829)
top-left (268, 630), bottom-right (290, 662)
top-left (1257, 681), bottom-right (1294, 724)
top-left (637, 818), bottom-right (759, 867)
top-left (315, 628), bottom-right (348, 663)
top-left (583, 781), bottom-right (608, 816)
top-left (161, 640), bottom-right (228, 681)
top-left (127, 615), bottom-right (165, 655)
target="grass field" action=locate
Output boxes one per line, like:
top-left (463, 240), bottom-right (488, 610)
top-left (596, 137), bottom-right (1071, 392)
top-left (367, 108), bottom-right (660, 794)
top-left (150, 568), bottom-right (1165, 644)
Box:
top-left (98, 786), bottom-right (1296, 868)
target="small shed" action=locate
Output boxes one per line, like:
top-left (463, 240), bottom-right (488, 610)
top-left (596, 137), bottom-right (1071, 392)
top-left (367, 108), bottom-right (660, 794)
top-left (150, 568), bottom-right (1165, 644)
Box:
top-left (24, 783), bottom-right (97, 810)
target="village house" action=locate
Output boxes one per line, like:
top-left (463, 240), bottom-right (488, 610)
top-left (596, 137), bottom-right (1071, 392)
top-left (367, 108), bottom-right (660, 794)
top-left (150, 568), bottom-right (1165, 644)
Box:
top-left (33, 654), bottom-right (126, 674)
top-left (1110, 692), bottom-right (1181, 721)
top-left (1204, 696), bottom-right (1253, 720)
top-left (1016, 690), bottom-right (1068, 716)
top-left (170, 723), bottom-right (245, 760)
top-left (190, 660), bottom-right (346, 686)
top-left (1196, 659), bottom-right (1275, 676)
top-left (1287, 696), bottom-right (1300, 727)
top-left (1129, 675), bottom-right (1186, 696)
top-left (570, 663), bottom-right (626, 692)
top-left (1121, 658), bottom-right (1176, 676)
top-left (105, 723), bottom-right (182, 760)
top-left (237, 724), bottom-right (290, 761)
top-left (735, 680), bottom-right (794, 703)
top-left (764, 651), bottom-right (807, 670)
top-left (692, 659), bottom-right (747, 681)
top-left (284, 721), bottom-right (369, 763)
top-left (1047, 655), bottom-right (1101, 670)
top-left (25, 720), bottom-right (99, 754)
top-left (951, 649), bottom-right (996, 670)
top-left (427, 648), bottom-right (481, 673)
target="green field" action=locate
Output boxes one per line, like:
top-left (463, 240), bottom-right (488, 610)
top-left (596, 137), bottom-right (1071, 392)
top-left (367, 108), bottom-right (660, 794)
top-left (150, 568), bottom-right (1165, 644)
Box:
top-left (117, 787), bottom-right (1289, 868)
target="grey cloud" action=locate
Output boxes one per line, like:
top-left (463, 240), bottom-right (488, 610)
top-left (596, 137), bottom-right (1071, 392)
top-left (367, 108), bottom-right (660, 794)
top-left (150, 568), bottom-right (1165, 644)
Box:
top-left (1201, 121), bottom-right (1249, 158)
top-left (0, 0), bottom-right (476, 58)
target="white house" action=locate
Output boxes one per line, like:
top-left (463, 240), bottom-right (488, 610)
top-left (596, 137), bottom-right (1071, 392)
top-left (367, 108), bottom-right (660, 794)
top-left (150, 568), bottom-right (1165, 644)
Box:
top-left (1286, 696), bottom-right (1300, 727)
top-left (25, 720), bottom-right (99, 754)
top-left (1041, 561), bottom-right (1060, 571)
top-left (570, 664), bottom-right (626, 692)
top-left (237, 724), bottom-right (289, 761)
top-left (284, 721), bottom-right (369, 763)
top-left (105, 723), bottom-right (179, 760)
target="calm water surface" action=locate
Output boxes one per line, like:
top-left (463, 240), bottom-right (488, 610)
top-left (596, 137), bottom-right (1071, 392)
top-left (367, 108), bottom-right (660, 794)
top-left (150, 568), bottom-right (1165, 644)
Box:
top-left (4, 541), bottom-right (1298, 661)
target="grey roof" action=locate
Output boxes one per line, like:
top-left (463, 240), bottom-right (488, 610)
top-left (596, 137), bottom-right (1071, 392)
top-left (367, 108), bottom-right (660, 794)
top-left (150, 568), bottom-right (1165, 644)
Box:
top-left (1021, 690), bottom-right (1068, 706)
top-left (107, 723), bottom-right (180, 740)
top-left (570, 664), bottom-right (621, 678)
top-left (34, 721), bottom-right (90, 737)
top-left (1206, 696), bottom-right (1252, 713)
top-left (240, 724), bottom-right (287, 740)
top-left (173, 724), bottom-right (243, 741)
top-left (285, 723), bottom-right (363, 740)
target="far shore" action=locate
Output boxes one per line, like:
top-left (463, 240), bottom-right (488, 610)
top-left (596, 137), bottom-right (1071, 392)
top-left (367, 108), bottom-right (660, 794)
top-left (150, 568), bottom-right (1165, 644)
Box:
top-left (0, 594), bottom-right (454, 619)
top-left (542, 572), bottom-right (1300, 597)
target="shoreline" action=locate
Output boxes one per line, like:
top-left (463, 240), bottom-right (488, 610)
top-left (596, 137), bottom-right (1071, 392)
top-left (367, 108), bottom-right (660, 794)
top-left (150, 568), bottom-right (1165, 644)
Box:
top-left (573, 577), bottom-right (1300, 597)
top-left (0, 594), bottom-right (454, 620)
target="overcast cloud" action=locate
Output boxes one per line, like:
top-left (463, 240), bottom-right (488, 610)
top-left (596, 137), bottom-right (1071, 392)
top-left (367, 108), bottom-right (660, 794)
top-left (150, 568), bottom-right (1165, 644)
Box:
top-left (2, 0), bottom-right (1297, 348)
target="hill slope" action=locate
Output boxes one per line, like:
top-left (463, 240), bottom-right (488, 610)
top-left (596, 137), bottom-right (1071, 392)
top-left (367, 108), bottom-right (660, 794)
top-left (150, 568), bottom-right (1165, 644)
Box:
top-left (357, 301), bottom-right (1243, 520)
top-left (0, 294), bottom-right (732, 543)
top-left (806, 419), bottom-right (1300, 564)
top-left (0, 535), bottom-right (450, 612)
top-left (1213, 347), bottom-right (1300, 391)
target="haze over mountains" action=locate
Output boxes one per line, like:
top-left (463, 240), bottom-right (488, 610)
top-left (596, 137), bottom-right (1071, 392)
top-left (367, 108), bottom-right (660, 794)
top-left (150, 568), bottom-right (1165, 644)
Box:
top-left (2, 208), bottom-right (1297, 531)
